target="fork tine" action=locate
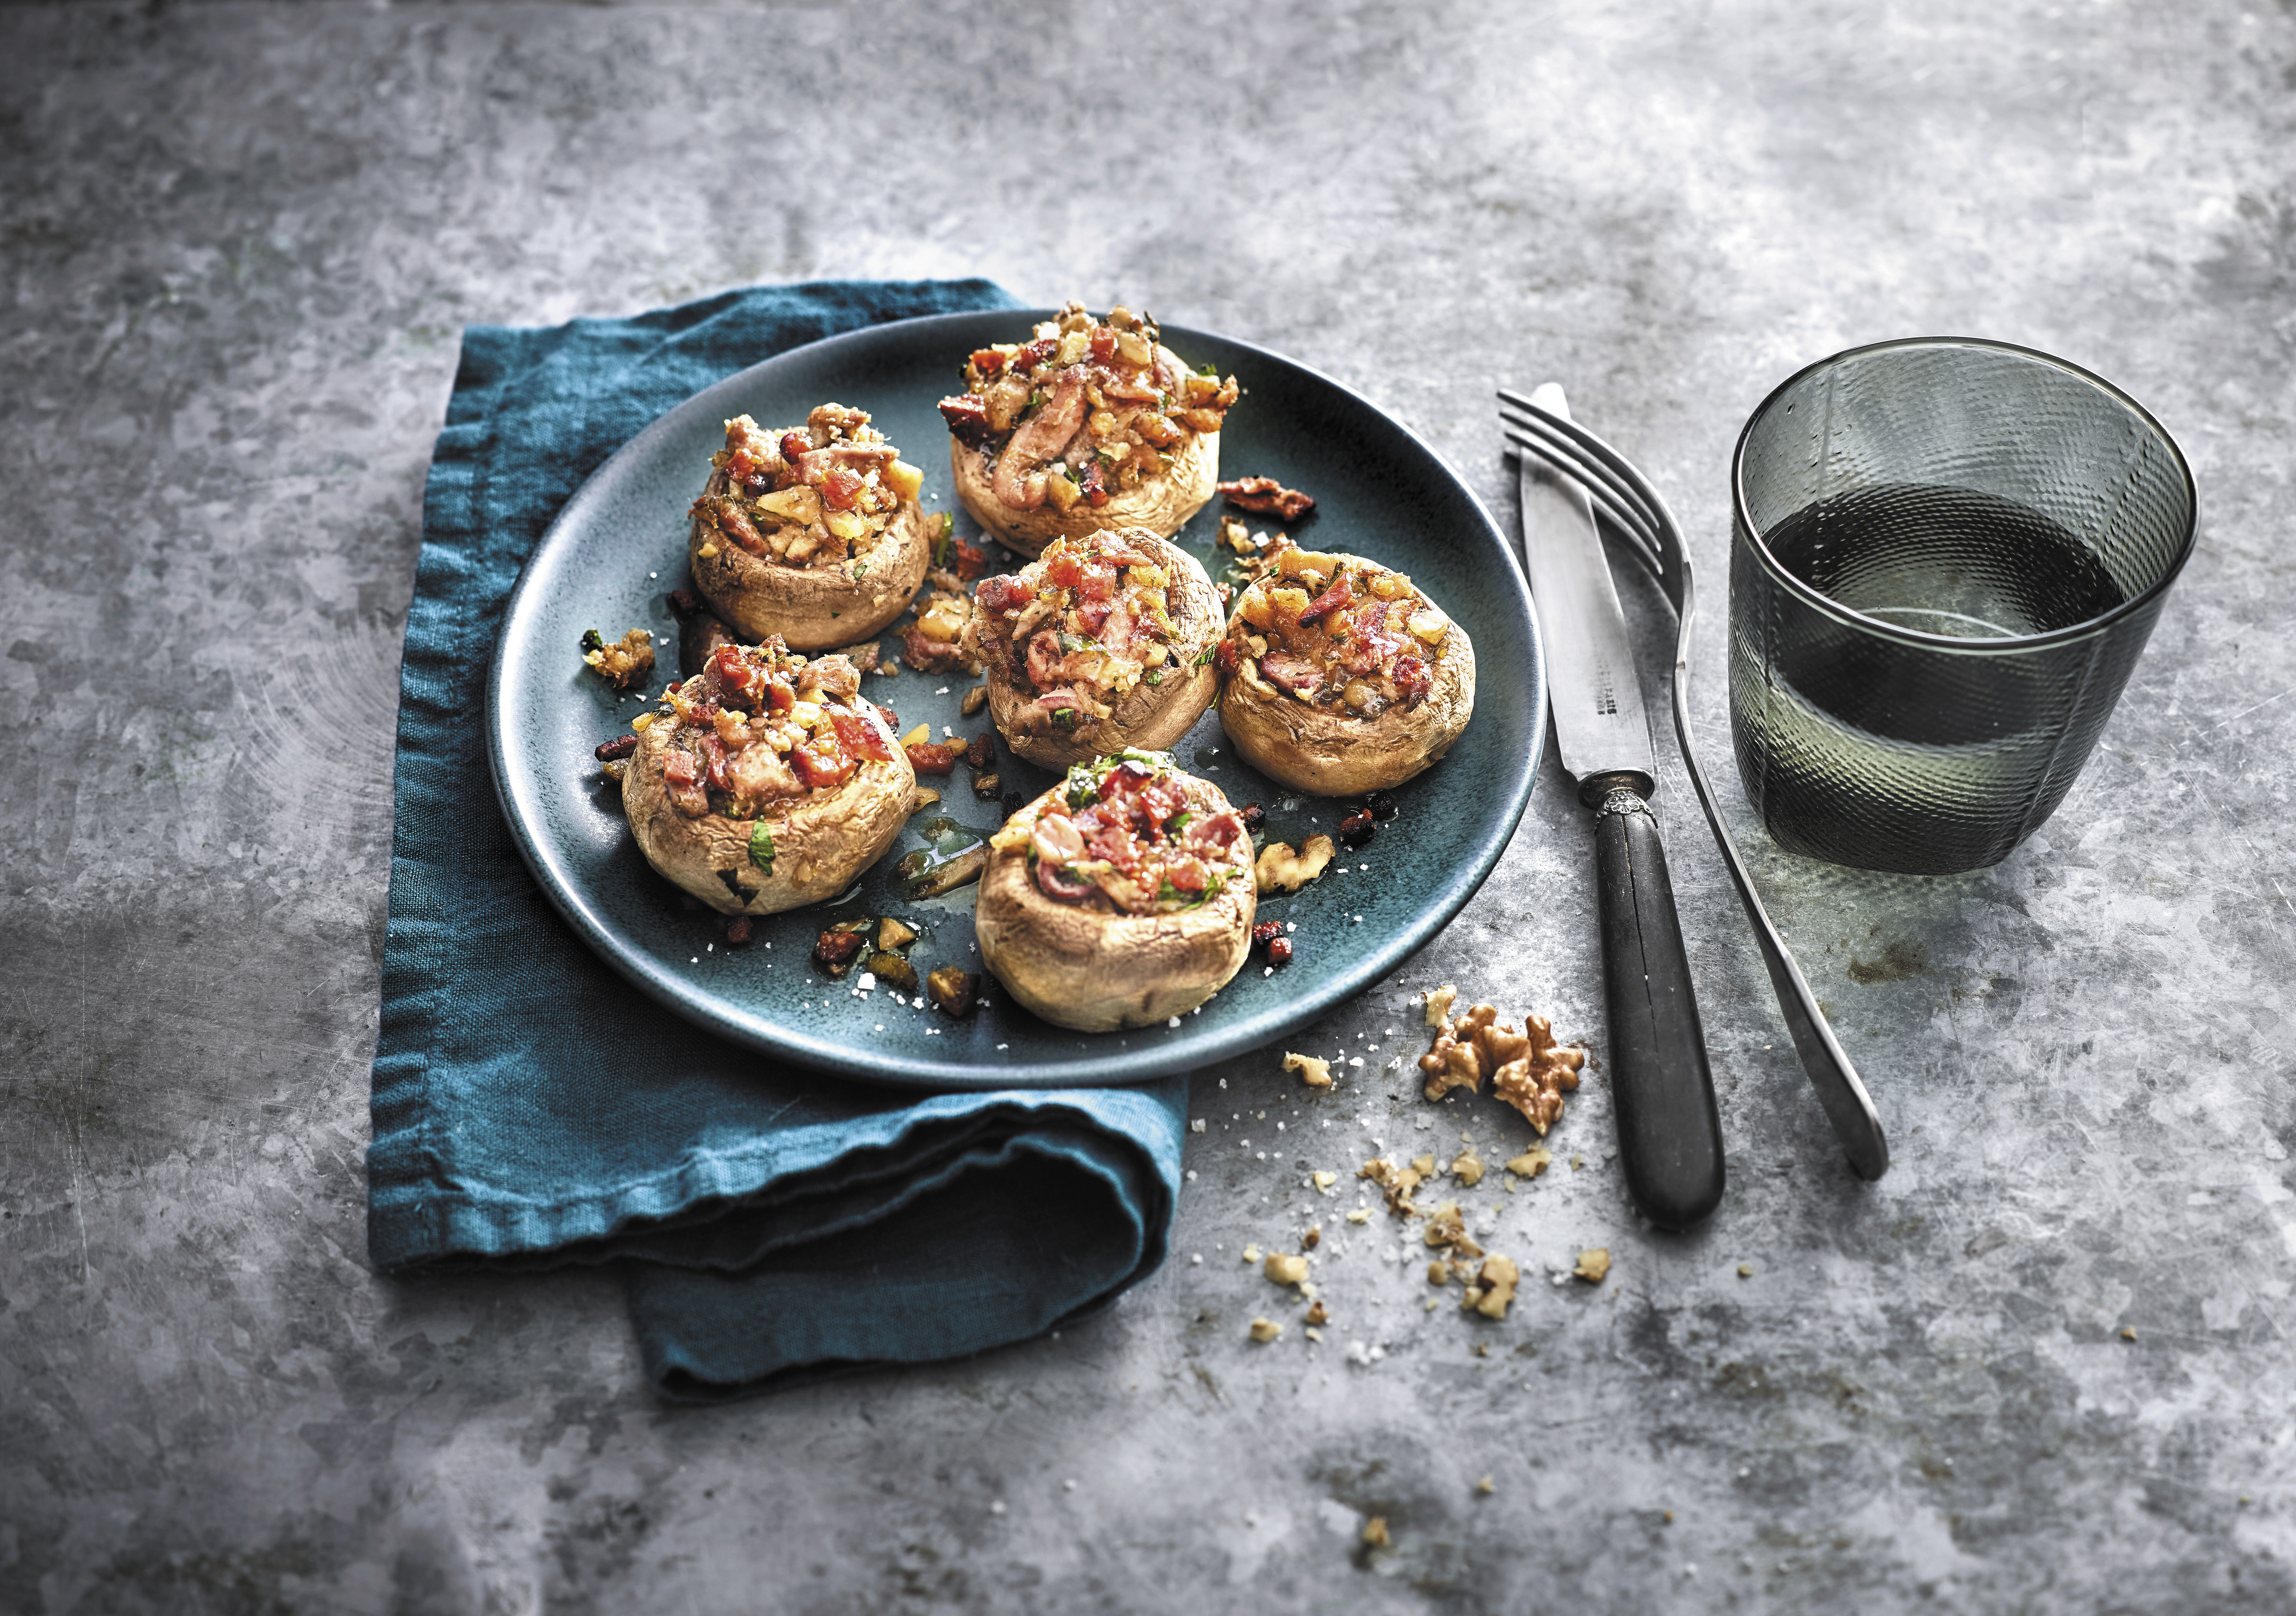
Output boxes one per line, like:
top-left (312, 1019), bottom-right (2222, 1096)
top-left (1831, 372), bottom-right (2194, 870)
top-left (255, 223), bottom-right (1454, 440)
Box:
top-left (1496, 406), bottom-right (1670, 557)
top-left (1498, 412), bottom-right (1668, 572)
top-left (1496, 395), bottom-right (1672, 555)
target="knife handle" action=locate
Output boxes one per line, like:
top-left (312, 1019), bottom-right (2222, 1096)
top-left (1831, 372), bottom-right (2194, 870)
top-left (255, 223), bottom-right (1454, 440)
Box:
top-left (1588, 776), bottom-right (1726, 1230)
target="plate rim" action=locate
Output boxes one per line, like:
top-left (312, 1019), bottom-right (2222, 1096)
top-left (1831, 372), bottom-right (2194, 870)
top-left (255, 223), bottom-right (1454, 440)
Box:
top-left (487, 309), bottom-right (1547, 1088)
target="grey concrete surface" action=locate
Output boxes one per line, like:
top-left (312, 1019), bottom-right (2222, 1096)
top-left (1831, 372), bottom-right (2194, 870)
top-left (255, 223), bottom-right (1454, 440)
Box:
top-left (3, 1), bottom-right (2293, 1611)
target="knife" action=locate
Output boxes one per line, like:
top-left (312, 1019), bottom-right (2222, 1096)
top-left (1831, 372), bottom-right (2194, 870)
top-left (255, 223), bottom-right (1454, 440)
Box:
top-left (1517, 382), bottom-right (1725, 1230)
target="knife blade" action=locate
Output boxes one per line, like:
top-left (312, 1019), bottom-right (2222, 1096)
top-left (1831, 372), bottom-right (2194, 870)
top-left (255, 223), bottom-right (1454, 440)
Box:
top-left (1517, 383), bottom-right (1725, 1230)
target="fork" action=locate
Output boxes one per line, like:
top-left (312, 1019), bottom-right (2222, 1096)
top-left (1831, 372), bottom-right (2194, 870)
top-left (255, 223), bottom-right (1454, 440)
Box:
top-left (1497, 388), bottom-right (1889, 1181)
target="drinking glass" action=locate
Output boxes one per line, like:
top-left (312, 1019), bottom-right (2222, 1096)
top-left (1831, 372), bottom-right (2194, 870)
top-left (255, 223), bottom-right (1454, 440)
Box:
top-left (1728, 338), bottom-right (2196, 875)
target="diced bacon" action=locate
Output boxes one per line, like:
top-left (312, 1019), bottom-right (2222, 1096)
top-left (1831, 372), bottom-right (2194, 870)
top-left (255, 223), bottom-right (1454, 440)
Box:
top-left (905, 741), bottom-right (959, 775)
top-left (1297, 572), bottom-right (1356, 624)
top-left (1163, 855), bottom-right (1210, 894)
top-left (970, 348), bottom-right (1009, 375)
top-left (827, 708), bottom-right (892, 763)
top-left (1081, 460), bottom-right (1109, 507)
top-left (1185, 810), bottom-right (1245, 852)
top-left (1259, 651), bottom-right (1323, 699)
top-left (1024, 632), bottom-right (1066, 690)
top-left (953, 535), bottom-right (989, 580)
top-left (939, 393), bottom-right (993, 448)
top-left (819, 467), bottom-right (863, 510)
top-left (1217, 477), bottom-right (1316, 521)
top-left (717, 504), bottom-right (765, 555)
top-left (792, 740), bottom-right (854, 790)
top-left (1394, 654), bottom-right (1434, 709)
top-left (699, 733), bottom-right (732, 793)
top-left (1215, 639), bottom-right (1242, 678)
top-left (976, 573), bottom-right (1036, 616)
top-left (780, 431), bottom-right (813, 465)
top-left (1070, 596), bottom-right (1113, 636)
top-left (1076, 557), bottom-right (1118, 602)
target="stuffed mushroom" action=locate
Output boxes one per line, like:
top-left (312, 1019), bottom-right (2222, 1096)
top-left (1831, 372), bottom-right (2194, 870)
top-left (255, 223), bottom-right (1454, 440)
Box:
top-left (620, 638), bottom-right (915, 914)
top-left (1217, 543), bottom-right (1475, 795)
top-left (688, 405), bottom-right (934, 652)
top-left (974, 752), bottom-right (1257, 1032)
top-left (937, 302), bottom-right (1239, 557)
top-left (962, 527), bottom-right (1222, 769)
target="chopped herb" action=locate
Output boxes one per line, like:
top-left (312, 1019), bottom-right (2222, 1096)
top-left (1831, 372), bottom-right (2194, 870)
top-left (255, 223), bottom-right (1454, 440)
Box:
top-left (1144, 668), bottom-right (1165, 686)
top-left (1198, 362), bottom-right (1219, 377)
top-left (1053, 707), bottom-right (1076, 730)
top-left (1167, 810), bottom-right (1193, 836)
top-left (850, 561), bottom-right (867, 580)
top-left (1057, 631), bottom-right (1089, 655)
top-left (580, 628), bottom-right (604, 653)
top-left (747, 821), bottom-right (776, 874)
top-left (1193, 644), bottom-right (1218, 667)
top-left (1026, 389), bottom-right (1046, 413)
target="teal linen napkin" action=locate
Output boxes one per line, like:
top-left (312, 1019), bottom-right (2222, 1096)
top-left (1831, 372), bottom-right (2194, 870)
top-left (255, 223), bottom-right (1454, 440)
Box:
top-left (369, 279), bottom-right (1188, 1400)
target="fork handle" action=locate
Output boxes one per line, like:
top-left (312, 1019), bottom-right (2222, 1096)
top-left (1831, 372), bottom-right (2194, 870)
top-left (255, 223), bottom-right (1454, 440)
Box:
top-left (1588, 775), bottom-right (1726, 1230)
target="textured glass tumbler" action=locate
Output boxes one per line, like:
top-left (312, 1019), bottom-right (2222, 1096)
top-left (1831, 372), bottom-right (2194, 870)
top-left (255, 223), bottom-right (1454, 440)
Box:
top-left (1728, 338), bottom-right (2195, 875)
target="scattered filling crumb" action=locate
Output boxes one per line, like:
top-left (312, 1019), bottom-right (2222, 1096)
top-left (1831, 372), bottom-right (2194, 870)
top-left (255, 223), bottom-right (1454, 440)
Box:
top-left (1284, 1051), bottom-right (1334, 1089)
top-left (1573, 1248), bottom-right (1612, 1284)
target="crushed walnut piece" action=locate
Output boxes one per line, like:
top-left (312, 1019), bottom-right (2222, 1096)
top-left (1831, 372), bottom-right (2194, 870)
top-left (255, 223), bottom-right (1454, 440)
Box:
top-left (1264, 1252), bottom-right (1309, 1289)
top-left (1284, 1051), bottom-right (1334, 1089)
top-left (1248, 1317), bottom-right (1283, 1343)
top-left (1417, 999), bottom-right (1587, 1134)
top-left (1464, 1255), bottom-right (1520, 1319)
top-left (1423, 984), bottom-right (1458, 1027)
top-left (1490, 1014), bottom-right (1587, 1134)
top-left (1361, 1517), bottom-right (1389, 1548)
top-left (1573, 1248), bottom-right (1612, 1284)
top-left (1505, 1147), bottom-right (1552, 1180)
top-left (1420, 1202), bottom-right (1483, 1261)
top-left (1255, 835), bottom-right (1336, 895)
top-left (1301, 1225), bottom-right (1322, 1250)
top-left (1358, 1156), bottom-right (1424, 1214)
top-left (1304, 1299), bottom-right (1328, 1327)
top-left (1427, 1260), bottom-right (1452, 1286)
top-left (1452, 1148), bottom-right (1484, 1188)
top-left (581, 627), bottom-right (656, 689)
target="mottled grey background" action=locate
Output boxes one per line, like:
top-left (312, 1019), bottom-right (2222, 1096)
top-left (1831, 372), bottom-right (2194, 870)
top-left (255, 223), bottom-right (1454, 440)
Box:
top-left (3, 2), bottom-right (2293, 1612)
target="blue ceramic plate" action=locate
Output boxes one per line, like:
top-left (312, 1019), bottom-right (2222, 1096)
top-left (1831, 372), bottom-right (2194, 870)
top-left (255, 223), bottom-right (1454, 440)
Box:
top-left (489, 312), bottom-right (1544, 1087)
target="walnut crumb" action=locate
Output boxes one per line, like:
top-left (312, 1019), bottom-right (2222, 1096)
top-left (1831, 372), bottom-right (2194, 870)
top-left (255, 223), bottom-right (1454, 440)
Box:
top-left (582, 628), bottom-right (656, 689)
top-left (1505, 1147), bottom-right (1552, 1179)
top-left (1345, 1208), bottom-right (1372, 1225)
top-left (1573, 1248), bottom-right (1612, 1284)
top-left (1301, 1225), bottom-right (1322, 1250)
top-left (1411, 1155), bottom-right (1435, 1176)
top-left (1469, 1255), bottom-right (1520, 1318)
top-left (2120, 1326), bottom-right (2137, 1341)
top-left (1420, 1202), bottom-right (1483, 1260)
top-left (1737, 1263), bottom-right (1754, 1279)
top-left (1475, 1476), bottom-right (1496, 1496)
top-left (1362, 1516), bottom-right (1389, 1548)
top-left (1304, 1300), bottom-right (1328, 1326)
top-left (1256, 836), bottom-right (1336, 894)
top-left (1452, 1149), bottom-right (1484, 1187)
top-left (1310, 1170), bottom-right (1338, 1193)
top-left (1284, 1051), bottom-right (1333, 1089)
top-left (1264, 1252), bottom-right (1309, 1288)
top-left (1249, 1317), bottom-right (1282, 1343)
top-left (1242, 1244), bottom-right (1262, 1264)
top-left (1427, 1260), bottom-right (1452, 1286)
top-left (1424, 985), bottom-right (1458, 1026)
top-left (1357, 1156), bottom-right (1424, 1215)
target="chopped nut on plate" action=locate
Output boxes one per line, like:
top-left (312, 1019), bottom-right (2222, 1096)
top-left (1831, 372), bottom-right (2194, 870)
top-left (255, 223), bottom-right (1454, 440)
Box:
top-left (1264, 1252), bottom-right (1309, 1288)
top-left (1304, 1299), bottom-right (1328, 1326)
top-left (1452, 1148), bottom-right (1484, 1187)
top-left (1283, 1051), bottom-right (1333, 1089)
top-left (878, 917), bottom-right (918, 951)
top-left (1254, 835), bottom-right (1336, 894)
top-left (1573, 1248), bottom-right (1612, 1284)
top-left (1420, 1202), bottom-right (1482, 1260)
top-left (1361, 1516), bottom-right (1389, 1548)
top-left (924, 966), bottom-right (978, 1017)
top-left (581, 627), bottom-right (656, 689)
top-left (1424, 984), bottom-right (1458, 1027)
top-left (1301, 1225), bottom-right (1322, 1250)
top-left (1475, 1476), bottom-right (1496, 1496)
top-left (1248, 1317), bottom-right (1283, 1344)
